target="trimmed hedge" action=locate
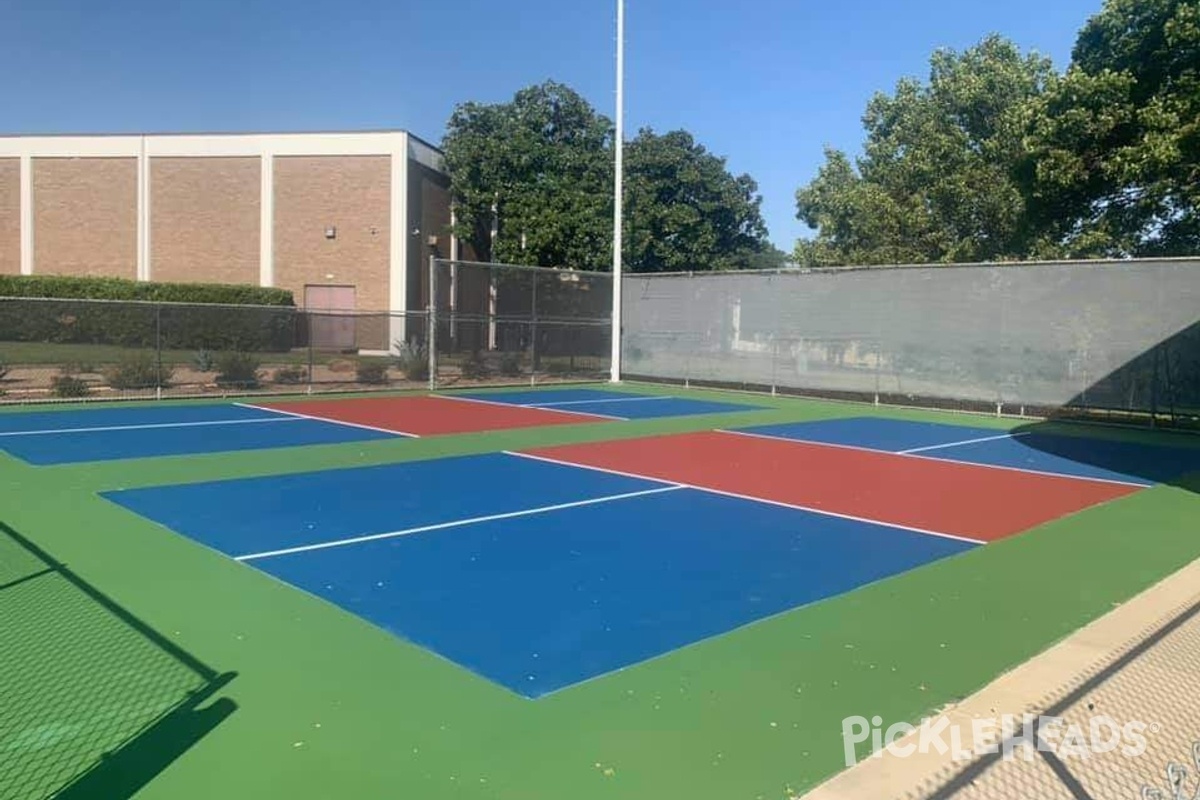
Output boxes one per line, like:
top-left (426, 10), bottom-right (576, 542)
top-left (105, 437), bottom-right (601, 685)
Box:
top-left (0, 275), bottom-right (294, 306)
top-left (0, 276), bottom-right (299, 353)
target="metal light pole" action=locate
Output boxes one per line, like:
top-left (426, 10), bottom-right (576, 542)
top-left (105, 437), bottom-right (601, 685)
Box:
top-left (610, 0), bottom-right (625, 383)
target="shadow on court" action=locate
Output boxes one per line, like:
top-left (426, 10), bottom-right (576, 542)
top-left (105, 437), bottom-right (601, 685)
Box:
top-left (0, 521), bottom-right (237, 800)
top-left (1018, 421), bottom-right (1200, 486)
top-left (1004, 418), bottom-right (1200, 493)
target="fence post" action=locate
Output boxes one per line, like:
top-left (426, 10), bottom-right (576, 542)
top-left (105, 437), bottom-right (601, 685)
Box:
top-left (306, 309), bottom-right (314, 395)
top-left (428, 255), bottom-right (437, 392)
top-left (1150, 343), bottom-right (1160, 429)
top-left (770, 273), bottom-right (781, 397)
top-left (488, 263), bottom-right (498, 351)
top-left (155, 303), bottom-right (163, 401)
top-left (530, 270), bottom-right (540, 384)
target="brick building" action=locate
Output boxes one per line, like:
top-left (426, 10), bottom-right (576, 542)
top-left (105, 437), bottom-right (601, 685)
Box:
top-left (0, 130), bottom-right (456, 350)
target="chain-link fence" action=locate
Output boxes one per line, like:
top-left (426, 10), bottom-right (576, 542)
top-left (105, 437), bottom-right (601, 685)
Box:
top-left (5, 259), bottom-right (1197, 419)
top-left (427, 259), bottom-right (612, 389)
top-left (0, 296), bottom-right (431, 402)
top-left (621, 259), bottom-right (1200, 425)
top-left (0, 520), bottom-right (235, 800)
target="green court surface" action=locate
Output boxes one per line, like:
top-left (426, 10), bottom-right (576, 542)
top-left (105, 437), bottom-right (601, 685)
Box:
top-left (3, 383), bottom-right (1200, 800)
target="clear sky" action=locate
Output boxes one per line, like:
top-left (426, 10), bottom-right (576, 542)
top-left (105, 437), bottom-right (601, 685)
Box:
top-left (1, 0), bottom-right (1105, 252)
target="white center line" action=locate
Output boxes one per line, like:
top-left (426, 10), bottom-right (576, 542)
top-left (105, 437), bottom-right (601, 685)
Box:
top-left (900, 431), bottom-right (1032, 454)
top-left (235, 484), bottom-right (686, 562)
top-left (0, 416), bottom-right (302, 437)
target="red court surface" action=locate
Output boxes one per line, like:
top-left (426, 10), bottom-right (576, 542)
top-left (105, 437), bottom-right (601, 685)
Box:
top-left (258, 395), bottom-right (605, 437)
top-left (526, 431), bottom-right (1141, 542)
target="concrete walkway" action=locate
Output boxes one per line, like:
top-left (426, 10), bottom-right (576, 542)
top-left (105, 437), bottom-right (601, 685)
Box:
top-left (802, 558), bottom-right (1200, 800)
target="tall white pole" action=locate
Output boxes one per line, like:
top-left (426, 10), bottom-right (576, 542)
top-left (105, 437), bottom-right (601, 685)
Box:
top-left (610, 0), bottom-right (625, 383)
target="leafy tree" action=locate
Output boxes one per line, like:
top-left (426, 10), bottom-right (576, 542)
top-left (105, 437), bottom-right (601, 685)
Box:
top-left (625, 129), bottom-right (770, 272)
top-left (442, 83), bottom-right (772, 272)
top-left (442, 81), bottom-right (612, 269)
top-left (1023, 0), bottom-right (1200, 256)
top-left (795, 36), bottom-right (1055, 265)
top-left (744, 244), bottom-right (792, 271)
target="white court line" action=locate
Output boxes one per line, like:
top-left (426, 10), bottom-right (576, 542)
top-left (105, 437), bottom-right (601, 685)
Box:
top-left (901, 431), bottom-right (1032, 454)
top-left (523, 396), bottom-right (676, 408)
top-left (233, 402), bottom-right (419, 438)
top-left (716, 429), bottom-right (1152, 489)
top-left (435, 393), bottom-right (625, 421)
top-left (235, 484), bottom-right (685, 562)
top-left (507, 450), bottom-right (986, 547)
top-left (0, 416), bottom-right (302, 438)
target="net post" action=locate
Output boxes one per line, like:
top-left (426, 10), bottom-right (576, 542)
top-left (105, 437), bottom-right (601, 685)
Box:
top-left (428, 255), bottom-right (438, 392)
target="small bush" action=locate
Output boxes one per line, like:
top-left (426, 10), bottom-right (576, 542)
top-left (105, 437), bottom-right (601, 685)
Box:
top-left (272, 365), bottom-right (308, 385)
top-left (460, 352), bottom-right (491, 380)
top-left (544, 360), bottom-right (574, 375)
top-left (193, 349), bottom-right (216, 372)
top-left (356, 361), bottom-right (390, 385)
top-left (499, 352), bottom-right (523, 377)
top-left (215, 352), bottom-right (261, 389)
top-left (51, 374), bottom-right (90, 398)
top-left (393, 341), bottom-right (428, 381)
top-left (60, 361), bottom-right (96, 375)
top-left (105, 353), bottom-right (173, 390)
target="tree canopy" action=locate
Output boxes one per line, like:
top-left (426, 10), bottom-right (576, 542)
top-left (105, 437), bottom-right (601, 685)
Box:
top-left (795, 0), bottom-right (1200, 265)
top-left (443, 81), bottom-right (612, 269)
top-left (442, 81), bottom-right (772, 272)
top-left (625, 129), bottom-right (770, 272)
top-left (795, 36), bottom-right (1055, 265)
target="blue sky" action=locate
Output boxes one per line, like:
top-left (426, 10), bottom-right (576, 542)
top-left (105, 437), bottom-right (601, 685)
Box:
top-left (0, 0), bottom-right (1104, 251)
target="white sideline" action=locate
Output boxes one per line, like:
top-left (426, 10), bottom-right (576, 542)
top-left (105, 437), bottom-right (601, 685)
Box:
top-left (435, 393), bottom-right (625, 421)
top-left (524, 396), bottom-right (676, 408)
top-left (506, 450), bottom-right (986, 547)
top-left (235, 484), bottom-right (685, 562)
top-left (0, 416), bottom-right (302, 437)
top-left (233, 402), bottom-right (419, 438)
top-left (717, 429), bottom-right (1151, 489)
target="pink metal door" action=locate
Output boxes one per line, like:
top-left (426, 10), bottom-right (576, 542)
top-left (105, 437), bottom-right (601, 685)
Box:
top-left (305, 285), bottom-right (357, 350)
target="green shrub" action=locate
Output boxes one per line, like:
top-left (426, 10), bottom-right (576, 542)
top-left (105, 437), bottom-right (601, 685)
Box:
top-left (0, 274), bottom-right (294, 305)
top-left (272, 365), bottom-right (308, 385)
top-left (105, 353), bottom-right (173, 390)
top-left (460, 352), bottom-right (491, 380)
top-left (50, 374), bottom-right (90, 398)
top-left (393, 341), bottom-right (428, 381)
top-left (356, 361), bottom-right (390, 385)
top-left (499, 352), bottom-right (523, 377)
top-left (214, 352), bottom-right (261, 389)
top-left (59, 361), bottom-right (96, 375)
top-left (544, 360), bottom-right (574, 375)
top-left (0, 290), bottom-right (298, 355)
top-left (193, 349), bottom-right (216, 372)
